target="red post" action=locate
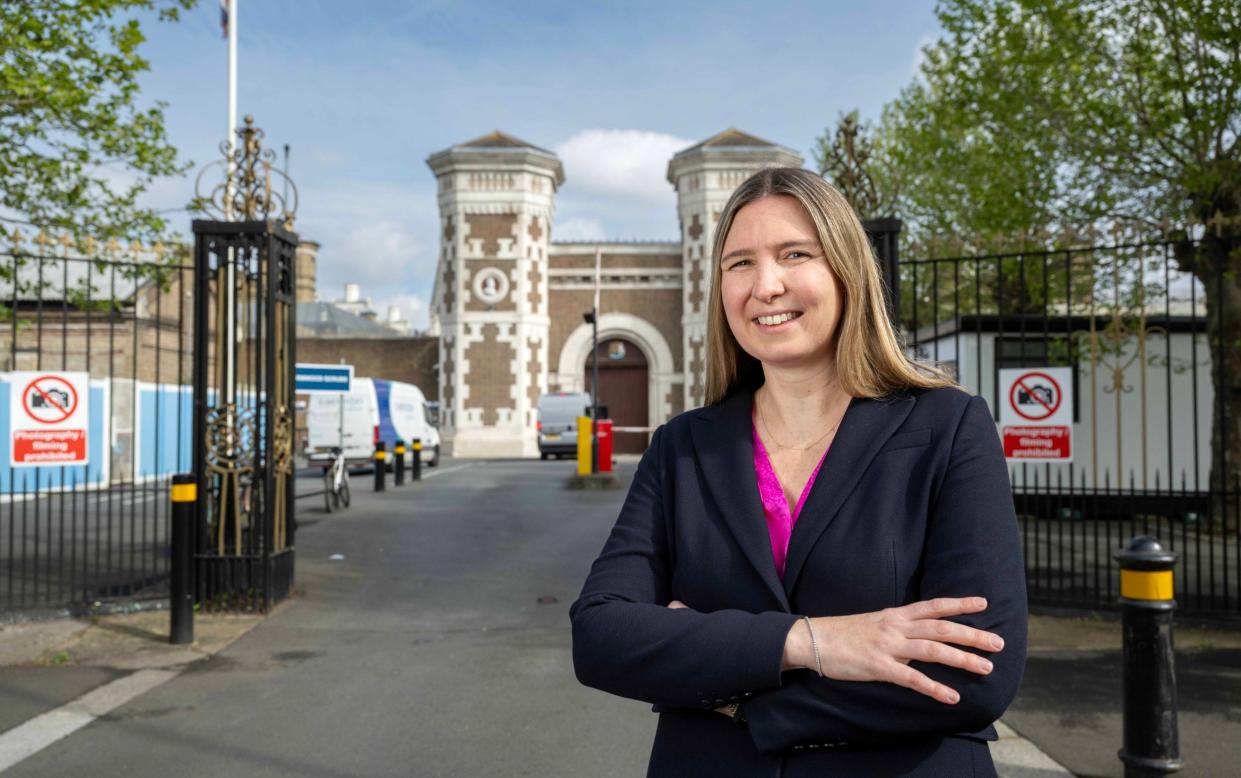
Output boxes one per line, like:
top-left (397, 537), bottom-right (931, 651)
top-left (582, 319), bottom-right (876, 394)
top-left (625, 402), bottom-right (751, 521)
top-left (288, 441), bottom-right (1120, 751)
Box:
top-left (596, 419), bottom-right (613, 473)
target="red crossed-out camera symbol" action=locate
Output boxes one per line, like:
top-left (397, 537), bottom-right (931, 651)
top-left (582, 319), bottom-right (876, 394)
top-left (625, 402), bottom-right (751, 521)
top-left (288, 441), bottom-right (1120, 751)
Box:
top-left (1009, 371), bottom-right (1062, 421)
top-left (22, 375), bottom-right (79, 424)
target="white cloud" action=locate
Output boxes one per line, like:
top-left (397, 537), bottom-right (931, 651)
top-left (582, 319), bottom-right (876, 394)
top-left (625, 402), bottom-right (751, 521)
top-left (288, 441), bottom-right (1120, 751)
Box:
top-left (310, 147), bottom-right (345, 168)
top-left (297, 179), bottom-right (437, 309)
top-left (555, 129), bottom-right (694, 203)
top-left (318, 218), bottom-right (422, 291)
top-left (373, 292), bottom-right (429, 331)
top-left (552, 217), bottom-right (608, 242)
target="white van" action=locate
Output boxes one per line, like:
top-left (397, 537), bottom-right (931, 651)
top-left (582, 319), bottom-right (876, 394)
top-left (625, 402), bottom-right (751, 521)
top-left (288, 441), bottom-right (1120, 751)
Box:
top-left (307, 378), bottom-right (440, 468)
top-left (537, 392), bottom-right (591, 460)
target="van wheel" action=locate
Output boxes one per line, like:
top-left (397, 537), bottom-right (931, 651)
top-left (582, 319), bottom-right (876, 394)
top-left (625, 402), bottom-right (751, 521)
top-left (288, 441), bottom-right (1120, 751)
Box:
top-left (540, 452), bottom-right (549, 460)
top-left (430, 445), bottom-right (440, 467)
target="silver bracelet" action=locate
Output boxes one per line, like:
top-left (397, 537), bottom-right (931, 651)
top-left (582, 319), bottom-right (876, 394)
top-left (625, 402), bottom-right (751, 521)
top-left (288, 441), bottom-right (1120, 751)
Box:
top-left (802, 615), bottom-right (823, 677)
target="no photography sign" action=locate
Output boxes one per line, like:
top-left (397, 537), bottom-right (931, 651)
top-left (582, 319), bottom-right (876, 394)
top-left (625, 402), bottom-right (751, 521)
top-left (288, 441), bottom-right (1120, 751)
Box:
top-left (9, 372), bottom-right (90, 467)
top-left (998, 367), bottom-right (1072, 462)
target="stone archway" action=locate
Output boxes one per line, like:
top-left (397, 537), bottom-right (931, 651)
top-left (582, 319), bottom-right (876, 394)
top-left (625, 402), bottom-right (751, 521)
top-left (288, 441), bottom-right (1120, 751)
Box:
top-left (585, 338), bottom-right (649, 454)
top-left (555, 312), bottom-right (677, 437)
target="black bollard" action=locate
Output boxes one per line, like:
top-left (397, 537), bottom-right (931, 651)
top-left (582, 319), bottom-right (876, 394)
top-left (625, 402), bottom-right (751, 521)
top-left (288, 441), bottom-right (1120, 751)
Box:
top-left (412, 438), bottom-right (422, 481)
top-left (374, 441), bottom-right (386, 492)
top-left (170, 473), bottom-right (196, 645)
top-left (394, 440), bottom-right (406, 486)
top-left (1115, 535), bottom-right (1181, 777)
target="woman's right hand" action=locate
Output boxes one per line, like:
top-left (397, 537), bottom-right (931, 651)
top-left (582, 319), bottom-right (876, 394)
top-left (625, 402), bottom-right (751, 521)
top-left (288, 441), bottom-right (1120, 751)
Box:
top-left (783, 597), bottom-right (1004, 705)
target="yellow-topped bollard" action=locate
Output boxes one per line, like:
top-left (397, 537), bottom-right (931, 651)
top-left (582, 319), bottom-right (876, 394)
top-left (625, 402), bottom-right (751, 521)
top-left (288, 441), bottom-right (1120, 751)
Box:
top-left (170, 473), bottom-right (196, 645)
top-left (374, 442), bottom-right (386, 492)
top-left (394, 440), bottom-right (406, 486)
top-left (1114, 535), bottom-right (1181, 777)
top-left (577, 416), bottom-right (592, 476)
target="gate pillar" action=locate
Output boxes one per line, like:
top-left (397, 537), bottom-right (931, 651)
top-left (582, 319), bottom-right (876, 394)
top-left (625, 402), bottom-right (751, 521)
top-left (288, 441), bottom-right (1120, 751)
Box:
top-left (863, 217), bottom-right (902, 328)
top-left (190, 116), bottom-right (299, 612)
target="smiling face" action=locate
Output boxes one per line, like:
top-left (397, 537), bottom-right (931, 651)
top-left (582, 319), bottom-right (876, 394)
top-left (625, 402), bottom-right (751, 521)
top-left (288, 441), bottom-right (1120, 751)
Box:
top-left (719, 194), bottom-right (844, 371)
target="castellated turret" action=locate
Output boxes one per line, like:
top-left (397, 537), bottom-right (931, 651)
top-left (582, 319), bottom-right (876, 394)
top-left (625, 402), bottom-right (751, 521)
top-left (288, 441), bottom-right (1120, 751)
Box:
top-left (666, 129), bottom-right (803, 408)
top-left (426, 132), bottom-right (564, 457)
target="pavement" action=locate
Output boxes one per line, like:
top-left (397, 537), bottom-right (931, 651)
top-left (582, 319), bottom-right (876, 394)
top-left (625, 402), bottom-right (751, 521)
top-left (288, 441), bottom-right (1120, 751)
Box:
top-left (0, 458), bottom-right (1236, 776)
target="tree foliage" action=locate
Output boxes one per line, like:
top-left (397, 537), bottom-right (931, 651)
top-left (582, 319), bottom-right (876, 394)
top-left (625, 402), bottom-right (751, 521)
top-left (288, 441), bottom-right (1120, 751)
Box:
top-left (875, 0), bottom-right (1241, 248)
top-left (823, 0), bottom-right (1241, 504)
top-left (0, 0), bottom-right (195, 244)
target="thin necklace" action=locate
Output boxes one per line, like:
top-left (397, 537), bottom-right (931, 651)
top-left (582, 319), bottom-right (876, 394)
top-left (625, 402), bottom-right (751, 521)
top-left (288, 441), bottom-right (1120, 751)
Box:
top-left (757, 407), bottom-right (839, 452)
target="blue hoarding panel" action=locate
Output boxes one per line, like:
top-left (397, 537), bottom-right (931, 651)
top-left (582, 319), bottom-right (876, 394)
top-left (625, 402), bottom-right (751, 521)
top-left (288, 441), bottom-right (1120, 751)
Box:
top-left (137, 384), bottom-right (193, 479)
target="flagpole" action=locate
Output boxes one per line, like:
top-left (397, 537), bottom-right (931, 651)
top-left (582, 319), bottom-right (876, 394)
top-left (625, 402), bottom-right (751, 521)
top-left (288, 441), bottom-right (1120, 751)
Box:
top-left (225, 0), bottom-right (237, 218)
top-left (224, 0), bottom-right (238, 406)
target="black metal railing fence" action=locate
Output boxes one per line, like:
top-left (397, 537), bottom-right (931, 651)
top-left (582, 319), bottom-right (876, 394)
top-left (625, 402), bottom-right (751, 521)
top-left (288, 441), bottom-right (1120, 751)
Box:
top-left (0, 238), bottom-right (194, 618)
top-left (898, 232), bottom-right (1241, 620)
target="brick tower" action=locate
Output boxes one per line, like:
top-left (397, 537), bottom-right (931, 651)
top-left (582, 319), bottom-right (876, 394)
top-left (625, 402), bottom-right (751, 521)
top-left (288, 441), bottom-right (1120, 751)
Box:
top-left (426, 132), bottom-right (564, 457)
top-left (666, 129), bottom-right (803, 409)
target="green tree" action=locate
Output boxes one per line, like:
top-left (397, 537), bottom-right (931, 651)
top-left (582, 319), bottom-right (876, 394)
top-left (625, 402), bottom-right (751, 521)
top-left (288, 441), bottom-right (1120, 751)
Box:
top-left (861, 0), bottom-right (1241, 499)
top-left (0, 0), bottom-right (195, 244)
top-left (886, 0), bottom-right (1240, 243)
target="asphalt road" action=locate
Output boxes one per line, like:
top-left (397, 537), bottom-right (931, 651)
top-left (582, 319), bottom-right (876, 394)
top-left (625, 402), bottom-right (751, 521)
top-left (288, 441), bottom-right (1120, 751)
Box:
top-left (6, 459), bottom-right (655, 777)
top-left (1005, 644), bottom-right (1241, 777)
top-left (7, 458), bottom-right (1240, 776)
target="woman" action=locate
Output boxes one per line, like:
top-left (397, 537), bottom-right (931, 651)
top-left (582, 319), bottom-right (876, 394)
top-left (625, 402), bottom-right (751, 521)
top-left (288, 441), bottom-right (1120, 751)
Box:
top-left (570, 167), bottom-right (1026, 777)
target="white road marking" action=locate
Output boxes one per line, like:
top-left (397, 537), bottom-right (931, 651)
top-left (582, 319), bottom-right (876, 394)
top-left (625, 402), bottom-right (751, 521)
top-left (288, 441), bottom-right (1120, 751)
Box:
top-left (0, 668), bottom-right (179, 773)
top-left (420, 463), bottom-right (478, 480)
top-left (991, 720), bottom-right (1074, 776)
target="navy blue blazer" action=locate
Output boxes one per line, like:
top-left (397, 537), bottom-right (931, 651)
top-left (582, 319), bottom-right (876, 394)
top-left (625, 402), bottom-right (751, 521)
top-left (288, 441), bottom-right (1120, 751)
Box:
top-left (571, 387), bottom-right (1028, 777)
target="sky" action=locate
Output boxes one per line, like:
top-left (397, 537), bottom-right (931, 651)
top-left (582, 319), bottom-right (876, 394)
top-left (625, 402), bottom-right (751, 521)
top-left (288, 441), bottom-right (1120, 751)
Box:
top-left (131, 0), bottom-right (941, 330)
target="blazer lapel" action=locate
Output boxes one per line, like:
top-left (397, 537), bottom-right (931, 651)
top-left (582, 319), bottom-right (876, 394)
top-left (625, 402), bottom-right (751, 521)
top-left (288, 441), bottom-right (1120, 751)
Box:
top-left (689, 392), bottom-right (790, 610)
top-left (782, 393), bottom-right (916, 596)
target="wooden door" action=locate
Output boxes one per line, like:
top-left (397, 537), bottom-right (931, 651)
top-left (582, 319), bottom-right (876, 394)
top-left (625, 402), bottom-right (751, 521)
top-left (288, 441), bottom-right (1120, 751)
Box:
top-left (585, 338), bottom-right (649, 454)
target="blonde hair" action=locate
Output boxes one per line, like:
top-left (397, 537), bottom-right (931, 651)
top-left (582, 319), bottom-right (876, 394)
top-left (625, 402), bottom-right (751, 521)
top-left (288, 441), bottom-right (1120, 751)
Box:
top-left (704, 167), bottom-right (955, 405)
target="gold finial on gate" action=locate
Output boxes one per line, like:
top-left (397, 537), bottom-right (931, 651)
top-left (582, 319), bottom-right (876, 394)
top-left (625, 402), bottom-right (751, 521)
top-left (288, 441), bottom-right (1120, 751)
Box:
top-left (1207, 209), bottom-right (1229, 238)
top-left (33, 230), bottom-right (51, 254)
top-left (58, 232), bottom-right (73, 255)
top-left (9, 228), bottom-right (24, 250)
top-left (193, 115), bottom-right (298, 227)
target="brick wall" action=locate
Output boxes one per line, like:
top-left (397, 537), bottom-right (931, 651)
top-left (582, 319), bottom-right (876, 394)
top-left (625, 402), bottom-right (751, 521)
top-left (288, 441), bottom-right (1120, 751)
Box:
top-left (296, 336), bottom-right (439, 398)
top-left (547, 287), bottom-right (683, 374)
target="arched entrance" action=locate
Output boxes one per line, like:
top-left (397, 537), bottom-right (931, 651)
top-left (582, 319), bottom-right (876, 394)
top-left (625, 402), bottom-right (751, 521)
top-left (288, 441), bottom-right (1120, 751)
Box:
top-left (585, 338), bottom-right (649, 454)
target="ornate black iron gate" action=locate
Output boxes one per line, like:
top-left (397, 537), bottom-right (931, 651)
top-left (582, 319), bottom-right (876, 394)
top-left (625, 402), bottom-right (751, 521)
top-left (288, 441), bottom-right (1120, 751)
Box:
top-left (190, 117), bottom-right (298, 612)
top-left (190, 220), bottom-right (296, 611)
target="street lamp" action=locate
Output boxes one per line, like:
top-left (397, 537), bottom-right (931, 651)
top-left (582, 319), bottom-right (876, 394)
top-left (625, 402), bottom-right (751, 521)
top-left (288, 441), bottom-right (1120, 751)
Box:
top-left (583, 309), bottom-right (599, 474)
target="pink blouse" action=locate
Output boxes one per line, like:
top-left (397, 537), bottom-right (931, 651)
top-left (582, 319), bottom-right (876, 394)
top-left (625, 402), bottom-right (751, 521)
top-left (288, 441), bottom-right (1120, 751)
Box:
top-left (752, 415), bottom-right (828, 580)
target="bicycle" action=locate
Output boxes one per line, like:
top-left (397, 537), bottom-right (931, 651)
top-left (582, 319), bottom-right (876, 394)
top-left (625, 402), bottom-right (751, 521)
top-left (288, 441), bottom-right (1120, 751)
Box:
top-left (323, 447), bottom-right (351, 512)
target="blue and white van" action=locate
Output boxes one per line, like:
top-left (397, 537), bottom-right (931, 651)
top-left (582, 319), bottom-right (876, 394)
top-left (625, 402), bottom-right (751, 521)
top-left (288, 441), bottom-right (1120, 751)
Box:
top-left (307, 378), bottom-right (440, 469)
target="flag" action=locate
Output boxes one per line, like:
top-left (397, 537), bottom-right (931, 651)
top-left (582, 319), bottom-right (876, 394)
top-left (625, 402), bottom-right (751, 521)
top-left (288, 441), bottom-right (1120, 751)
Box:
top-left (220, 0), bottom-right (229, 39)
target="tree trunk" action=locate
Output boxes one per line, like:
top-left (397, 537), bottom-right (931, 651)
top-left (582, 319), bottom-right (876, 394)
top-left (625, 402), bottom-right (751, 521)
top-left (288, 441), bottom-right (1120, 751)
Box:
top-left (1193, 235), bottom-right (1241, 533)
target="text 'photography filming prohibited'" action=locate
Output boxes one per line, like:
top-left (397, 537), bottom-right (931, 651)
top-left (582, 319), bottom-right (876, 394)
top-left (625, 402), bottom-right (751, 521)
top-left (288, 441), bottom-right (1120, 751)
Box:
top-left (998, 367), bottom-right (1073, 462)
top-left (8, 371), bottom-right (90, 467)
